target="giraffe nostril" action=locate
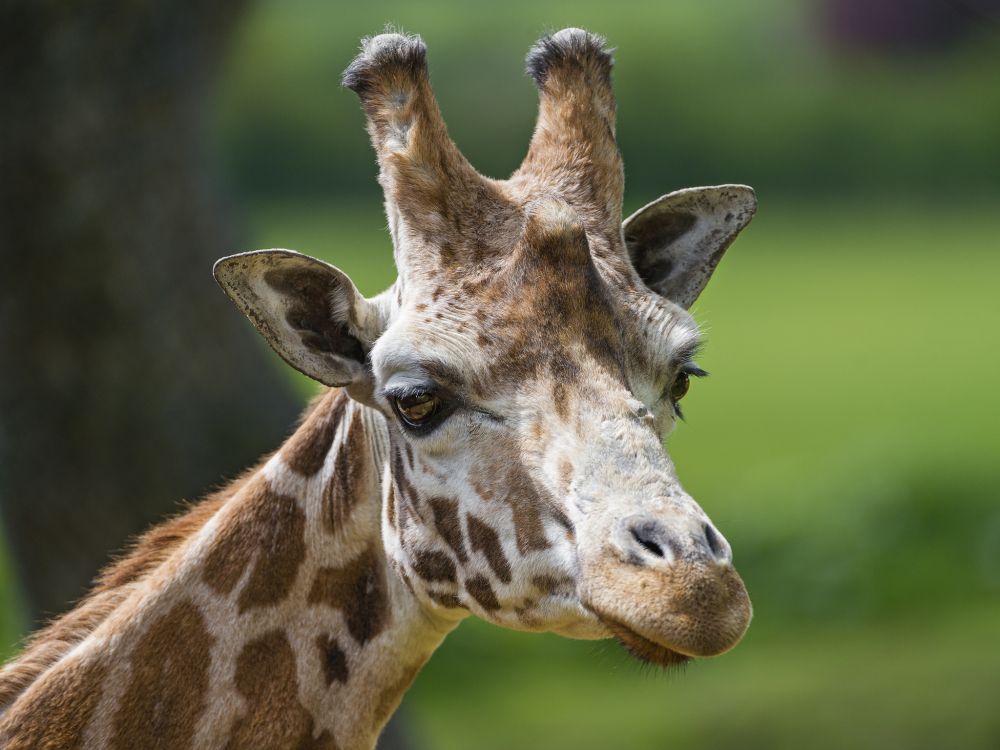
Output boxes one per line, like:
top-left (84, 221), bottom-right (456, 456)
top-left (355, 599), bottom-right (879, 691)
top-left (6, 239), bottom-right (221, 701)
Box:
top-left (627, 519), bottom-right (677, 562)
top-left (701, 521), bottom-right (732, 564)
top-left (703, 523), bottom-right (722, 557)
top-left (623, 516), bottom-right (730, 566)
top-left (630, 526), bottom-right (664, 558)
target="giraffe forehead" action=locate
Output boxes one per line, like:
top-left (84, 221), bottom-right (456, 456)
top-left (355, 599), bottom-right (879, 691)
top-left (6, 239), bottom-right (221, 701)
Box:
top-left (412, 239), bottom-right (621, 337)
top-left (399, 182), bottom-right (626, 288)
top-left (378, 192), bottom-right (703, 397)
top-left (379, 267), bottom-right (698, 401)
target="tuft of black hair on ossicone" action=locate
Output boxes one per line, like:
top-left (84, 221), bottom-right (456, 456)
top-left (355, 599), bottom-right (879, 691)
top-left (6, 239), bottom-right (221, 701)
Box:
top-left (525, 28), bottom-right (614, 88)
top-left (342, 29), bottom-right (428, 96)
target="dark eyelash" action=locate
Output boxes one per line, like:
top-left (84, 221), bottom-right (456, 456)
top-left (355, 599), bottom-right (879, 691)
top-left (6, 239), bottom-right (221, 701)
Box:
top-left (381, 383), bottom-right (437, 401)
top-left (673, 339), bottom-right (704, 365)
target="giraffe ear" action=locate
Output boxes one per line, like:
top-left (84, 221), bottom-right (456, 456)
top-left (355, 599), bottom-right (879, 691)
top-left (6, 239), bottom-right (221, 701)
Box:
top-left (214, 250), bottom-right (381, 388)
top-left (623, 185), bottom-right (757, 308)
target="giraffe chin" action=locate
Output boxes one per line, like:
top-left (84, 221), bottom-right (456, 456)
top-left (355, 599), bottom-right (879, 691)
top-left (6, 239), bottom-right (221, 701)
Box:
top-left (601, 618), bottom-right (692, 668)
top-left (579, 555), bottom-right (752, 663)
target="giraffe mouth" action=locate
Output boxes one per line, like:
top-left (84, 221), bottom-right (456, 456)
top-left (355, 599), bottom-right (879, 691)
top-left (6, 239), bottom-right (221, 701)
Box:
top-left (600, 617), bottom-right (691, 668)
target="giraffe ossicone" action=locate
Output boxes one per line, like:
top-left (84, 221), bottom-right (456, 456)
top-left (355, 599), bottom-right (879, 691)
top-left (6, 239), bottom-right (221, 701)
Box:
top-left (0, 28), bottom-right (756, 749)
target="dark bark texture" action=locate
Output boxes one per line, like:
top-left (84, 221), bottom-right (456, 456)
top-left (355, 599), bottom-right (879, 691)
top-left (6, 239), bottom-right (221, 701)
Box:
top-left (0, 0), bottom-right (302, 624)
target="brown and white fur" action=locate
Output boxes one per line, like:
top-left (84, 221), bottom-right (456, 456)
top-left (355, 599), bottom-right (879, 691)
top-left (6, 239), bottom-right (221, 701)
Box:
top-left (0, 28), bottom-right (757, 750)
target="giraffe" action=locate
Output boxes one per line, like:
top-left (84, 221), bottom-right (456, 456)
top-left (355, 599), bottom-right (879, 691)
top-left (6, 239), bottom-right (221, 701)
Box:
top-left (0, 28), bottom-right (756, 749)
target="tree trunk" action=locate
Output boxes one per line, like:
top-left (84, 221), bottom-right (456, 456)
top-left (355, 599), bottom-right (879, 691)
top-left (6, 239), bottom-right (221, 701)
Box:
top-left (0, 0), bottom-right (302, 623)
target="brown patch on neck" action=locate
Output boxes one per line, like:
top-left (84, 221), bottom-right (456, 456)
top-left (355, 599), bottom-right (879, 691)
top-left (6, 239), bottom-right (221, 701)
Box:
top-left (307, 547), bottom-right (389, 646)
top-left (470, 476), bottom-right (496, 502)
top-left (551, 506), bottom-right (575, 538)
top-left (226, 630), bottom-right (338, 750)
top-left (201, 476), bottom-right (307, 613)
top-left (283, 390), bottom-right (350, 476)
top-left (557, 456), bottom-right (574, 496)
top-left (464, 575), bottom-right (501, 611)
top-left (316, 635), bottom-right (350, 687)
top-left (322, 408), bottom-right (370, 533)
top-left (474, 440), bottom-right (554, 556)
top-left (0, 653), bottom-right (108, 749)
top-left (110, 600), bottom-right (212, 749)
top-left (552, 381), bottom-right (569, 421)
top-left (411, 549), bottom-right (457, 583)
top-left (428, 496), bottom-right (467, 562)
top-left (504, 465), bottom-right (551, 555)
top-left (426, 590), bottom-right (464, 610)
top-left (532, 574), bottom-right (575, 597)
top-left (466, 514), bottom-right (512, 584)
top-left (386, 483), bottom-right (397, 529)
top-left (390, 442), bottom-right (421, 519)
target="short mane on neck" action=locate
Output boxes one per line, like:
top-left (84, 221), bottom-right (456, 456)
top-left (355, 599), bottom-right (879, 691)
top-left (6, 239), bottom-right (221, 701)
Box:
top-left (0, 389), bottom-right (457, 750)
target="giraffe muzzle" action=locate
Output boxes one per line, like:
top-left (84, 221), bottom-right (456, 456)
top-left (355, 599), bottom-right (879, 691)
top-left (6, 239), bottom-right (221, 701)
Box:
top-left (579, 511), bottom-right (751, 665)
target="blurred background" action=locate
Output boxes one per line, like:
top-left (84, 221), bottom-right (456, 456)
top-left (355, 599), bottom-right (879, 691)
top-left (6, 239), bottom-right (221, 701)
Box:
top-left (1, 0), bottom-right (998, 748)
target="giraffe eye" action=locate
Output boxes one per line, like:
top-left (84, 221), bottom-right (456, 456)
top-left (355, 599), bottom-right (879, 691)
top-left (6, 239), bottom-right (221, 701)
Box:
top-left (393, 392), bottom-right (441, 427)
top-left (669, 372), bottom-right (690, 402)
top-left (666, 365), bottom-right (707, 421)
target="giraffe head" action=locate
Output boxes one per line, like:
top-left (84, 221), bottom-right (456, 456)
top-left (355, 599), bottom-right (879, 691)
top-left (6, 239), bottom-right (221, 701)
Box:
top-left (215, 29), bottom-right (754, 666)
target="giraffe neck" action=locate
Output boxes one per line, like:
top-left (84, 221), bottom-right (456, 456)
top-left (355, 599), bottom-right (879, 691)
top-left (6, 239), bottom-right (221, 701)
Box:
top-left (0, 389), bottom-right (460, 750)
